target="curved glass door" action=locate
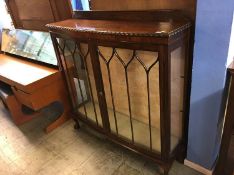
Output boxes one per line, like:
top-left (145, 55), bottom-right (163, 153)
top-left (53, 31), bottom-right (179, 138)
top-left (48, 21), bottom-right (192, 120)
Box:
top-left (98, 46), bottom-right (161, 153)
top-left (56, 39), bottom-right (102, 127)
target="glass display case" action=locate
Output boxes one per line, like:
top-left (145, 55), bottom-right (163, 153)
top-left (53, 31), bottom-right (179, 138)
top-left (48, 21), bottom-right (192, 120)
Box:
top-left (47, 10), bottom-right (192, 175)
top-left (1, 29), bottom-right (57, 66)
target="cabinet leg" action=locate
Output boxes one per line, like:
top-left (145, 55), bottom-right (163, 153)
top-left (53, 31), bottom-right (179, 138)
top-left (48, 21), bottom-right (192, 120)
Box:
top-left (74, 119), bottom-right (80, 130)
top-left (176, 145), bottom-right (186, 164)
top-left (162, 167), bottom-right (169, 175)
top-left (161, 161), bottom-right (172, 175)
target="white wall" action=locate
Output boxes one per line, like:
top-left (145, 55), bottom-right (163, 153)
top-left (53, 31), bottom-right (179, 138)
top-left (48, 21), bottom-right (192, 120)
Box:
top-left (0, 0), bottom-right (14, 46)
top-left (0, 0), bottom-right (13, 29)
top-left (187, 0), bottom-right (234, 169)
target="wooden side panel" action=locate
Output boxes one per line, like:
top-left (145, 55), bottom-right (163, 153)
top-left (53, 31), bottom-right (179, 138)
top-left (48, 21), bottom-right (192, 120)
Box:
top-left (5, 0), bottom-right (72, 31)
top-left (90, 0), bottom-right (196, 19)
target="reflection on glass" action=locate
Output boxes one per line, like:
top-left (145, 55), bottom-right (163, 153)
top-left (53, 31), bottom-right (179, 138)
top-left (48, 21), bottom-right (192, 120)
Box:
top-left (56, 39), bottom-right (102, 127)
top-left (99, 46), bottom-right (161, 153)
top-left (1, 28), bottom-right (57, 65)
top-left (70, 0), bottom-right (90, 11)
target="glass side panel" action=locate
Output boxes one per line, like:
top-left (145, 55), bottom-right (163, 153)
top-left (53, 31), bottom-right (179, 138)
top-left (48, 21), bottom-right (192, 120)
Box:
top-left (1, 28), bottom-right (57, 65)
top-left (56, 39), bottom-right (102, 127)
top-left (170, 46), bottom-right (186, 152)
top-left (98, 46), bottom-right (161, 153)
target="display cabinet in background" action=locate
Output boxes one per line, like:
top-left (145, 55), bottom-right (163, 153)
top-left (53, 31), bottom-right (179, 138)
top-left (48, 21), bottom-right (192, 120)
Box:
top-left (214, 62), bottom-right (234, 175)
top-left (0, 0), bottom-right (74, 132)
top-left (47, 10), bottom-right (191, 174)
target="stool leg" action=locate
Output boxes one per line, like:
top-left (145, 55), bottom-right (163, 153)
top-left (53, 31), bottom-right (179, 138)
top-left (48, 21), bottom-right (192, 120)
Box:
top-left (6, 95), bottom-right (38, 125)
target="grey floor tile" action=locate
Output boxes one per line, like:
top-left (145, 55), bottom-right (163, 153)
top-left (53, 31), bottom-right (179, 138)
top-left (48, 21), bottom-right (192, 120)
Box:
top-left (0, 101), bottom-right (203, 175)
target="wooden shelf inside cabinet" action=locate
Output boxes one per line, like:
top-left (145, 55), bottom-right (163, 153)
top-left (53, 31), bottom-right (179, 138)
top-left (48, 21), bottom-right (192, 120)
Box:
top-left (47, 10), bottom-right (191, 175)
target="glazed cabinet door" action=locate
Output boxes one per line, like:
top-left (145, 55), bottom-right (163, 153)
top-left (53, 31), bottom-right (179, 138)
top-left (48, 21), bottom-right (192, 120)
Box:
top-left (97, 45), bottom-right (162, 153)
top-left (54, 38), bottom-right (103, 127)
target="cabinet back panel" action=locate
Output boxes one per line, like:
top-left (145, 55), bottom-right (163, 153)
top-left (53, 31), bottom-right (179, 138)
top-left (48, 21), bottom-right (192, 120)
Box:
top-left (6, 0), bottom-right (72, 31)
top-left (90, 0), bottom-right (196, 19)
top-left (15, 0), bottom-right (53, 20)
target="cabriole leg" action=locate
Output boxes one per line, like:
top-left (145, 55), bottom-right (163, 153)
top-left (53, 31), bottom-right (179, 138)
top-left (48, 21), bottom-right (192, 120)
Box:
top-left (162, 167), bottom-right (169, 175)
top-left (74, 119), bottom-right (80, 130)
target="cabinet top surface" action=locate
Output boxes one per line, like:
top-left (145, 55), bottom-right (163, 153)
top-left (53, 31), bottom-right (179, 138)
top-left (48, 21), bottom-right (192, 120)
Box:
top-left (47, 19), bottom-right (191, 38)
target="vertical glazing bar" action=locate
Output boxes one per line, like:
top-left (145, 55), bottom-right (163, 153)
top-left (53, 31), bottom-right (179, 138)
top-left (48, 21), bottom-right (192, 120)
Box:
top-left (125, 69), bottom-right (134, 143)
top-left (51, 36), bottom-right (76, 109)
top-left (106, 64), bottom-right (119, 134)
top-left (89, 43), bottom-right (110, 131)
top-left (70, 45), bottom-right (88, 119)
top-left (81, 47), bottom-right (99, 126)
top-left (99, 49), bottom-right (119, 133)
top-left (146, 72), bottom-right (153, 151)
top-left (57, 39), bottom-right (79, 109)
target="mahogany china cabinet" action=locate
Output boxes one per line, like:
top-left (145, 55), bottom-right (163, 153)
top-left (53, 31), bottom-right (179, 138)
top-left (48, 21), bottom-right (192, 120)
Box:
top-left (214, 62), bottom-right (234, 175)
top-left (47, 10), bottom-right (191, 174)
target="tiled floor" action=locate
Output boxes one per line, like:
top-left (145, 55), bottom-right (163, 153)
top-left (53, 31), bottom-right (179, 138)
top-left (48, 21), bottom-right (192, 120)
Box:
top-left (0, 101), bottom-right (202, 175)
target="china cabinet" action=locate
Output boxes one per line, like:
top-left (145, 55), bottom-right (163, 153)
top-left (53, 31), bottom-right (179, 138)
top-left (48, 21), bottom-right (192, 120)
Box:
top-left (214, 62), bottom-right (234, 175)
top-left (47, 10), bottom-right (191, 174)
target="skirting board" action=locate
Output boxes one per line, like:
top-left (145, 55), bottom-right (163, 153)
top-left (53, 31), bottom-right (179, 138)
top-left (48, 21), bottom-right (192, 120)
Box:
top-left (184, 159), bottom-right (213, 175)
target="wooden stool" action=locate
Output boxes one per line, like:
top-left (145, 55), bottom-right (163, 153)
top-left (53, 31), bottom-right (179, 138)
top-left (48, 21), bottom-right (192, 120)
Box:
top-left (0, 82), bottom-right (39, 125)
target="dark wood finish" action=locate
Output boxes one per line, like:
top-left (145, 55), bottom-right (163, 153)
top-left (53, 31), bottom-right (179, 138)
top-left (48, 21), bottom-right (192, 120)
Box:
top-left (158, 45), bottom-right (171, 175)
top-left (89, 43), bottom-right (110, 131)
top-left (73, 10), bottom-right (191, 21)
top-left (176, 28), bottom-right (191, 162)
top-left (225, 135), bottom-right (234, 175)
top-left (0, 53), bottom-right (71, 133)
top-left (47, 10), bottom-right (191, 175)
top-left (214, 63), bottom-right (234, 175)
top-left (5, 0), bottom-right (72, 31)
top-left (90, 0), bottom-right (196, 20)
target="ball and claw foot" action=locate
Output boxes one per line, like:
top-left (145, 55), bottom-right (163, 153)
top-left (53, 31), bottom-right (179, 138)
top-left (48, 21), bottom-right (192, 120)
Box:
top-left (74, 120), bottom-right (80, 130)
top-left (161, 166), bottom-right (169, 175)
top-left (163, 170), bottom-right (169, 175)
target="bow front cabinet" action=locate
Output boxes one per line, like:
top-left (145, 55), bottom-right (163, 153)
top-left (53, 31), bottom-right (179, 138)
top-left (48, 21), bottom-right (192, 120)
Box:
top-left (47, 10), bottom-right (191, 174)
